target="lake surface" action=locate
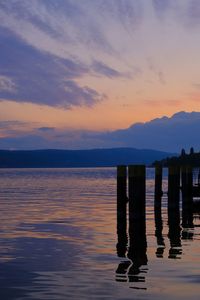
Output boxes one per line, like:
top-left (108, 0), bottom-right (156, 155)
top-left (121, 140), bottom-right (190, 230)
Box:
top-left (0, 168), bottom-right (199, 300)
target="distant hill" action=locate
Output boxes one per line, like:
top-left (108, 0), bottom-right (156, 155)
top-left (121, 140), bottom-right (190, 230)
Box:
top-left (0, 148), bottom-right (174, 168)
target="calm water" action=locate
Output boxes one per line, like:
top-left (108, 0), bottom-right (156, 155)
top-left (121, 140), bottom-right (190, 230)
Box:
top-left (0, 168), bottom-right (199, 300)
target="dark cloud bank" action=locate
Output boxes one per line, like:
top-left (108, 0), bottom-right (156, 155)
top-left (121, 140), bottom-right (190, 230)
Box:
top-left (1, 111), bottom-right (200, 152)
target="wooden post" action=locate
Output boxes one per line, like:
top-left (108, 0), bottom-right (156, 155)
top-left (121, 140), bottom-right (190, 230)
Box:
top-left (181, 166), bottom-right (192, 196)
top-left (128, 165), bottom-right (147, 265)
top-left (181, 165), bottom-right (193, 228)
top-left (128, 165), bottom-right (146, 228)
top-left (186, 165), bottom-right (193, 198)
top-left (168, 166), bottom-right (180, 210)
top-left (167, 167), bottom-right (182, 258)
top-left (154, 165), bottom-right (164, 257)
top-left (181, 166), bottom-right (187, 199)
top-left (117, 165), bottom-right (127, 256)
top-left (154, 165), bottom-right (163, 209)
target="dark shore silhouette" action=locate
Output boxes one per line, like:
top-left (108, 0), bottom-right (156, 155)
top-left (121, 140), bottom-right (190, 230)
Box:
top-left (0, 148), bottom-right (173, 168)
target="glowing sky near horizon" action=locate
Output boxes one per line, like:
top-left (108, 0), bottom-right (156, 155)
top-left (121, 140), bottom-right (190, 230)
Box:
top-left (1, 0), bottom-right (200, 149)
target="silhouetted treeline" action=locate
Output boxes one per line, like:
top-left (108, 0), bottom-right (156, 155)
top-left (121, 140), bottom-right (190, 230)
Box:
top-left (153, 147), bottom-right (200, 167)
top-left (0, 148), bottom-right (173, 168)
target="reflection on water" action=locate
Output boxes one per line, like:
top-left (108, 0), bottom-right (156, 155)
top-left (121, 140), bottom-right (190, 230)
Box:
top-left (116, 217), bottom-right (147, 289)
top-left (0, 168), bottom-right (200, 300)
top-left (154, 206), bottom-right (165, 258)
top-left (168, 207), bottom-right (182, 259)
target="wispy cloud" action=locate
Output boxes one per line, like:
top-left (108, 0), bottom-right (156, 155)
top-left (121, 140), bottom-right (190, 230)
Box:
top-left (37, 127), bottom-right (55, 132)
top-left (92, 60), bottom-right (126, 78)
top-left (186, 0), bottom-right (200, 27)
top-left (0, 120), bottom-right (29, 130)
top-left (0, 0), bottom-right (114, 59)
top-left (0, 120), bottom-right (32, 138)
top-left (0, 27), bottom-right (105, 108)
top-left (142, 99), bottom-right (181, 107)
top-left (0, 1), bottom-right (143, 108)
top-left (147, 59), bottom-right (166, 85)
top-left (0, 0), bottom-right (145, 62)
top-left (0, 75), bottom-right (17, 92)
top-left (152, 0), bottom-right (171, 17)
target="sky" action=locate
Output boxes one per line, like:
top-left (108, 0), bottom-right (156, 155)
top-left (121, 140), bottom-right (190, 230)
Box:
top-left (1, 0), bottom-right (200, 150)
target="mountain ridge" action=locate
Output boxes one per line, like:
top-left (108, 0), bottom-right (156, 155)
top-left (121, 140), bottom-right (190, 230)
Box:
top-left (0, 148), bottom-right (175, 168)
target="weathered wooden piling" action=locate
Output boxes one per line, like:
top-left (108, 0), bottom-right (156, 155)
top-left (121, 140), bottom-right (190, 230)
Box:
top-left (181, 165), bottom-right (193, 228)
top-left (154, 165), bottom-right (163, 209)
top-left (128, 165), bottom-right (146, 238)
top-left (117, 165), bottom-right (127, 240)
top-left (116, 163), bottom-right (196, 261)
top-left (168, 166), bottom-right (180, 209)
top-left (127, 165), bottom-right (147, 265)
top-left (181, 165), bottom-right (186, 199)
top-left (181, 166), bottom-right (193, 198)
top-left (127, 229), bottom-right (147, 275)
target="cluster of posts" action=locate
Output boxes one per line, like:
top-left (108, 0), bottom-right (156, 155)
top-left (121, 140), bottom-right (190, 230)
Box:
top-left (116, 165), bottom-right (194, 260)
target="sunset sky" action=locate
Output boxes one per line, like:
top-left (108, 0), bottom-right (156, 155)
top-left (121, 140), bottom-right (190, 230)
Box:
top-left (1, 0), bottom-right (200, 149)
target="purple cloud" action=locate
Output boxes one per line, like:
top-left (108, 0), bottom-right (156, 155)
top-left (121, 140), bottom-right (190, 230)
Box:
top-left (0, 27), bottom-right (104, 108)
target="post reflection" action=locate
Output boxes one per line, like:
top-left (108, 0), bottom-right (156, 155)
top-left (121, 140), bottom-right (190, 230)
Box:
top-left (127, 220), bottom-right (147, 287)
top-left (116, 233), bottom-right (128, 258)
top-left (115, 166), bottom-right (200, 295)
top-left (182, 195), bottom-right (194, 240)
top-left (182, 197), bottom-right (194, 230)
top-left (116, 203), bottom-right (148, 289)
top-left (181, 165), bottom-right (194, 239)
top-left (115, 260), bottom-right (131, 282)
top-left (168, 204), bottom-right (182, 259)
top-left (154, 205), bottom-right (165, 258)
